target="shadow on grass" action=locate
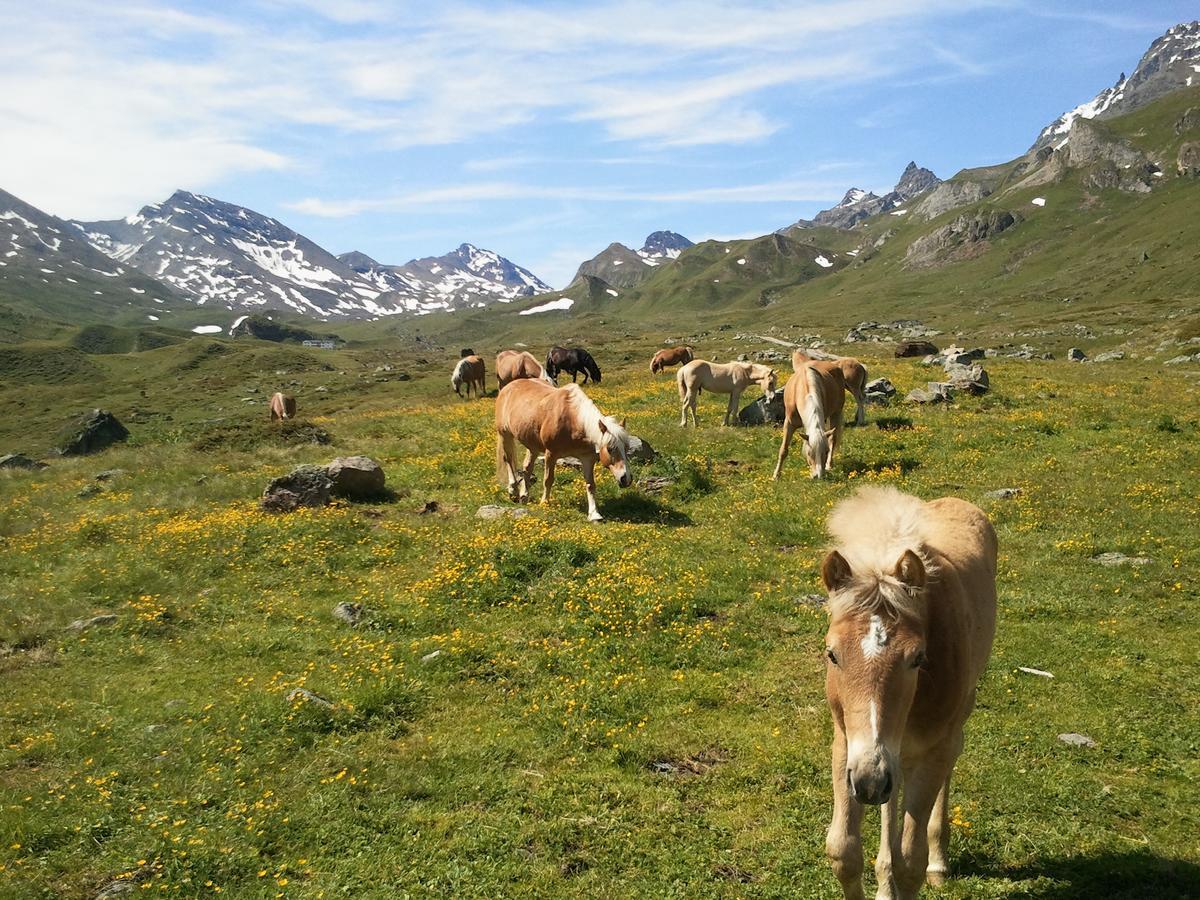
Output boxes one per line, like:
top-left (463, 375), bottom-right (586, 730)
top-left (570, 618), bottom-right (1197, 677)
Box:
top-left (599, 492), bottom-right (693, 526)
top-left (960, 848), bottom-right (1200, 899)
top-left (838, 456), bottom-right (923, 476)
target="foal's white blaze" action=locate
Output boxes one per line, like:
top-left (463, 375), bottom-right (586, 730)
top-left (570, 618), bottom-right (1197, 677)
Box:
top-left (869, 700), bottom-right (879, 742)
top-left (861, 615), bottom-right (888, 659)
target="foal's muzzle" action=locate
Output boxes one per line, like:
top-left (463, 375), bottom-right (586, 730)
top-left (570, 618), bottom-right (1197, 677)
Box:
top-left (847, 753), bottom-right (894, 806)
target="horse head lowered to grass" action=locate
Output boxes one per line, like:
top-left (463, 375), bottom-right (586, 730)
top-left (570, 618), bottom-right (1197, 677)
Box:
top-left (819, 486), bottom-right (997, 900)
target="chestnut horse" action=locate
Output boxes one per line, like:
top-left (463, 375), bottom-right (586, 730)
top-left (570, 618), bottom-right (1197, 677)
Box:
top-left (451, 355), bottom-right (486, 399)
top-left (772, 359), bottom-right (845, 479)
top-left (496, 350), bottom-right (553, 389)
top-left (268, 392), bottom-right (296, 420)
top-left (676, 359), bottom-right (777, 427)
top-left (795, 350), bottom-right (869, 426)
top-left (650, 346), bottom-right (694, 374)
top-left (819, 486), bottom-right (996, 900)
top-left (495, 379), bottom-right (633, 521)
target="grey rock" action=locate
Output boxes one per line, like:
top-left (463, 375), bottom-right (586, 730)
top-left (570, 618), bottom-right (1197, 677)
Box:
top-left (77, 484), bottom-right (103, 499)
top-left (421, 650), bottom-right (444, 664)
top-left (906, 210), bottom-right (1021, 268)
top-left (261, 465), bottom-right (332, 513)
top-left (896, 340), bottom-right (939, 358)
top-left (286, 688), bottom-right (334, 709)
top-left (326, 456), bottom-right (385, 499)
top-left (1067, 348), bottom-right (1087, 362)
top-left (1177, 141), bottom-right (1200, 176)
top-left (944, 348), bottom-right (986, 365)
top-left (736, 353), bottom-right (749, 362)
top-left (1165, 352), bottom-right (1200, 365)
top-left (1092, 350), bottom-right (1126, 362)
top-left (1058, 733), bottom-right (1096, 748)
top-left (913, 180), bottom-right (988, 221)
top-left (945, 362), bottom-right (990, 395)
top-left (1091, 552), bottom-right (1152, 567)
top-left (985, 488), bottom-right (1021, 500)
top-left (738, 393), bottom-right (786, 425)
top-left (637, 476), bottom-right (675, 493)
top-left (66, 614), bottom-right (118, 632)
top-left (95, 469), bottom-right (127, 481)
top-left (476, 505), bottom-right (530, 520)
top-left (94, 882), bottom-right (137, 899)
top-left (55, 409), bottom-right (130, 456)
top-left (627, 434), bottom-right (657, 462)
top-left (0, 453), bottom-right (47, 470)
top-left (796, 593), bottom-right (826, 608)
top-left (864, 377), bottom-right (896, 405)
top-left (332, 602), bottom-right (363, 626)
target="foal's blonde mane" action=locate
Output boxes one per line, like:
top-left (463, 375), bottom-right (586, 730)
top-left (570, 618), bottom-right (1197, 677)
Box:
top-left (826, 486), bottom-right (936, 620)
top-left (564, 384), bottom-right (631, 454)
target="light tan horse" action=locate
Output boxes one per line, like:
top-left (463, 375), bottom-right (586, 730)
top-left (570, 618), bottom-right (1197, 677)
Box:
top-left (268, 392), bottom-right (296, 420)
top-left (650, 346), bottom-right (694, 374)
top-left (676, 359), bottom-right (777, 427)
top-left (495, 379), bottom-right (633, 521)
top-left (496, 349), bottom-right (553, 388)
top-left (796, 350), bottom-right (869, 426)
top-left (772, 359), bottom-right (845, 479)
top-left (451, 355), bottom-right (486, 399)
top-left (819, 487), bottom-right (997, 900)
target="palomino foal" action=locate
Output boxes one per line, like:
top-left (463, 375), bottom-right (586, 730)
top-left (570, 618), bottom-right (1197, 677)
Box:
top-left (676, 359), bottom-right (777, 427)
top-left (819, 487), bottom-right (997, 900)
top-left (772, 358), bottom-right (845, 480)
top-left (495, 379), bottom-right (633, 521)
top-left (795, 350), bottom-right (869, 426)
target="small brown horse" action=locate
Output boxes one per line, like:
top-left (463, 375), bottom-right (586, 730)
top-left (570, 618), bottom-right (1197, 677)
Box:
top-left (796, 350), bottom-right (869, 426)
top-left (451, 355), bottom-right (486, 399)
top-left (495, 379), bottom-right (633, 521)
top-left (772, 360), bottom-right (845, 479)
top-left (819, 486), bottom-right (996, 900)
top-left (268, 392), bottom-right (296, 420)
top-left (496, 349), bottom-right (553, 388)
top-left (650, 346), bottom-right (694, 374)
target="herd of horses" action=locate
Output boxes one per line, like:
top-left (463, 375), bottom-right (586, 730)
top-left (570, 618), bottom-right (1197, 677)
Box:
top-left (445, 341), bottom-right (996, 899)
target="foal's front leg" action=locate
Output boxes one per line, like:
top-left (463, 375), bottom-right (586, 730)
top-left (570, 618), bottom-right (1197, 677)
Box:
top-left (580, 455), bottom-right (603, 521)
top-left (541, 453), bottom-right (556, 504)
top-left (772, 418), bottom-right (797, 481)
top-left (827, 730), bottom-right (867, 900)
top-left (724, 389), bottom-right (741, 426)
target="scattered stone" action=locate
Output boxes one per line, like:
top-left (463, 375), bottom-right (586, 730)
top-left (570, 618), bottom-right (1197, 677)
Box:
top-left (144, 724), bottom-right (168, 734)
top-left (738, 393), bottom-right (786, 425)
top-left (94, 881), bottom-right (137, 899)
top-left (627, 435), bottom-right (657, 462)
top-left (906, 383), bottom-right (954, 404)
top-left (985, 488), bottom-right (1021, 500)
top-left (944, 348), bottom-right (986, 365)
top-left (94, 469), bottom-right (127, 481)
top-left (944, 362), bottom-right (990, 395)
top-left (1091, 552), bottom-right (1152, 567)
top-left (0, 453), bottom-right (47, 470)
top-left (326, 455), bottom-right (385, 499)
top-left (1092, 350), bottom-right (1126, 362)
top-left (1058, 733), bottom-right (1096, 748)
top-left (286, 688), bottom-right (334, 709)
top-left (896, 340), bottom-right (939, 358)
top-left (736, 353), bottom-right (749, 362)
top-left (476, 505), bottom-right (530, 520)
top-left (1067, 347), bottom-right (1087, 362)
top-left (796, 594), bottom-right (826, 608)
top-left (55, 409), bottom-right (130, 456)
top-left (419, 500), bottom-right (440, 515)
top-left (66, 614), bottom-right (118, 632)
top-left (261, 465), bottom-right (333, 513)
top-left (421, 650), bottom-right (444, 664)
top-left (77, 484), bottom-right (104, 499)
top-left (1165, 352), bottom-right (1200, 365)
top-left (753, 348), bottom-right (786, 362)
top-left (314, 385), bottom-right (329, 393)
top-left (1017, 666), bottom-right (1054, 679)
top-left (864, 377), bottom-right (896, 400)
top-left (332, 602), bottom-right (363, 626)
top-left (638, 476), bottom-right (675, 493)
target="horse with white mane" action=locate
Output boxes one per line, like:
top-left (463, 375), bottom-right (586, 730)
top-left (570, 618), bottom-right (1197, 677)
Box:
top-left (676, 359), bottom-right (777, 427)
top-left (451, 355), bottom-right (486, 399)
top-left (772, 359), bottom-right (845, 479)
top-left (495, 379), bottom-right (633, 521)
top-left (819, 486), bottom-right (997, 900)
top-left (795, 349), bottom-right (869, 426)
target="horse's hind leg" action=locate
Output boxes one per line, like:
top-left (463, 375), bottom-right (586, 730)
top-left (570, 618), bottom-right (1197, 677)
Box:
top-left (772, 419), bottom-right (797, 481)
top-left (724, 390), bottom-right (741, 426)
top-left (518, 448), bottom-right (536, 501)
top-left (541, 453), bottom-right (556, 505)
top-left (501, 435), bottom-right (521, 500)
top-left (854, 388), bottom-right (867, 426)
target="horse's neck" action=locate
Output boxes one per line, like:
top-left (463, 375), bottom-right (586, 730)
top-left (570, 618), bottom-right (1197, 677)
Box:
top-left (566, 389), bottom-right (604, 447)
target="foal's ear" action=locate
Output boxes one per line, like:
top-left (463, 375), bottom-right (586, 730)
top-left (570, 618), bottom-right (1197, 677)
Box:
top-left (893, 549), bottom-right (926, 590)
top-left (620, 417), bottom-right (627, 429)
top-left (821, 550), bottom-right (853, 592)
top-left (597, 418), bottom-right (609, 434)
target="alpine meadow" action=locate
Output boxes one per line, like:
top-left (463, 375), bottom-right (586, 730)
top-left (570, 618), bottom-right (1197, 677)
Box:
top-left (1, 6), bottom-right (1199, 900)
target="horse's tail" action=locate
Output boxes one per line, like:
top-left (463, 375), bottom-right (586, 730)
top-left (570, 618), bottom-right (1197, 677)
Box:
top-left (676, 366), bottom-right (688, 400)
top-left (806, 365), bottom-right (825, 420)
top-left (650, 356), bottom-right (660, 374)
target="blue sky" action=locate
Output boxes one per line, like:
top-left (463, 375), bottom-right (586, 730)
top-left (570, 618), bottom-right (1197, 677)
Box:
top-left (0, 1), bottom-right (1195, 286)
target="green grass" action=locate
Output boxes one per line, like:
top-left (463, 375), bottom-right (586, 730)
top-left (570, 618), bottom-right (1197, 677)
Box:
top-left (1, 342), bottom-right (1198, 899)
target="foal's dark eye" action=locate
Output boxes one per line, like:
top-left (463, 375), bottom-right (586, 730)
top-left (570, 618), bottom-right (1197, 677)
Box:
top-left (826, 648), bottom-right (839, 666)
top-left (911, 651), bottom-right (927, 669)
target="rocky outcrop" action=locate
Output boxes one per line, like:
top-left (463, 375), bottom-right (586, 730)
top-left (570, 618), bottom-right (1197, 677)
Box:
top-left (1176, 107), bottom-right (1200, 136)
top-left (896, 340), bottom-right (939, 358)
top-left (738, 393), bottom-right (786, 425)
top-left (326, 456), bottom-right (385, 499)
top-left (913, 180), bottom-right (988, 221)
top-left (261, 465), bottom-right (333, 512)
top-left (905, 210), bottom-right (1020, 268)
top-left (1178, 141), bottom-right (1200, 177)
top-left (0, 453), bottom-right (47, 470)
top-left (55, 409), bottom-right (129, 456)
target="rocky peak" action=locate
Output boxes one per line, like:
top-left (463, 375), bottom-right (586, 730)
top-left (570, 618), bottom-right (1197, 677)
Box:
top-left (641, 230), bottom-right (694, 257)
top-left (893, 162), bottom-right (941, 200)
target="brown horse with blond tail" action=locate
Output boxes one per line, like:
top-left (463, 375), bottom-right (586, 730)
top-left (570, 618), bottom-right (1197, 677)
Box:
top-left (495, 379), bottom-right (633, 521)
top-left (795, 350), bottom-right (869, 426)
top-left (819, 486), bottom-right (997, 900)
top-left (772, 355), bottom-right (844, 480)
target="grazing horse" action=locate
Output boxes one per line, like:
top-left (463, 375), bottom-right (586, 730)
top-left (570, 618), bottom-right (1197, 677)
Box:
top-left (496, 350), bottom-right (553, 388)
top-left (495, 379), bottom-right (633, 521)
top-left (819, 486), bottom-right (997, 900)
top-left (545, 346), bottom-right (602, 384)
top-left (676, 359), bottom-right (777, 427)
top-left (772, 360), bottom-right (845, 480)
top-left (650, 346), bottom-right (694, 374)
top-left (795, 350), bottom-right (869, 426)
top-left (451, 355), bottom-right (486, 399)
top-left (268, 392), bottom-right (296, 421)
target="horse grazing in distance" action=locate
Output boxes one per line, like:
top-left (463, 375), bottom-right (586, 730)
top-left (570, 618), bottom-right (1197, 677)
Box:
top-left (545, 346), bottom-right (602, 384)
top-left (676, 359), bottom-right (777, 427)
top-left (819, 486), bottom-right (996, 900)
top-left (268, 392), bottom-right (296, 421)
top-left (772, 360), bottom-right (845, 480)
top-left (795, 350), bottom-right (869, 426)
top-left (451, 355), bottom-right (486, 399)
top-left (496, 349), bottom-right (553, 389)
top-left (495, 379), bottom-right (633, 521)
top-left (650, 346), bottom-right (694, 374)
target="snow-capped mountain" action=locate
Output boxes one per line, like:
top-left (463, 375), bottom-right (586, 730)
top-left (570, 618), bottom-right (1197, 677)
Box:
top-left (572, 231), bottom-right (694, 289)
top-left (1033, 20), bottom-right (1200, 150)
top-left (0, 187), bottom-right (182, 321)
top-left (73, 190), bottom-right (549, 319)
top-left (782, 162), bottom-right (940, 232)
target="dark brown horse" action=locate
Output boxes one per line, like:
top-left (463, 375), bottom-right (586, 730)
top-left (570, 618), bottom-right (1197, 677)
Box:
top-left (545, 346), bottom-right (602, 384)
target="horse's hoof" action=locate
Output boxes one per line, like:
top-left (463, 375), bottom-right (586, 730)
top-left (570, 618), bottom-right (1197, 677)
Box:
top-left (925, 867), bottom-right (948, 887)
top-left (588, 513), bottom-right (603, 522)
